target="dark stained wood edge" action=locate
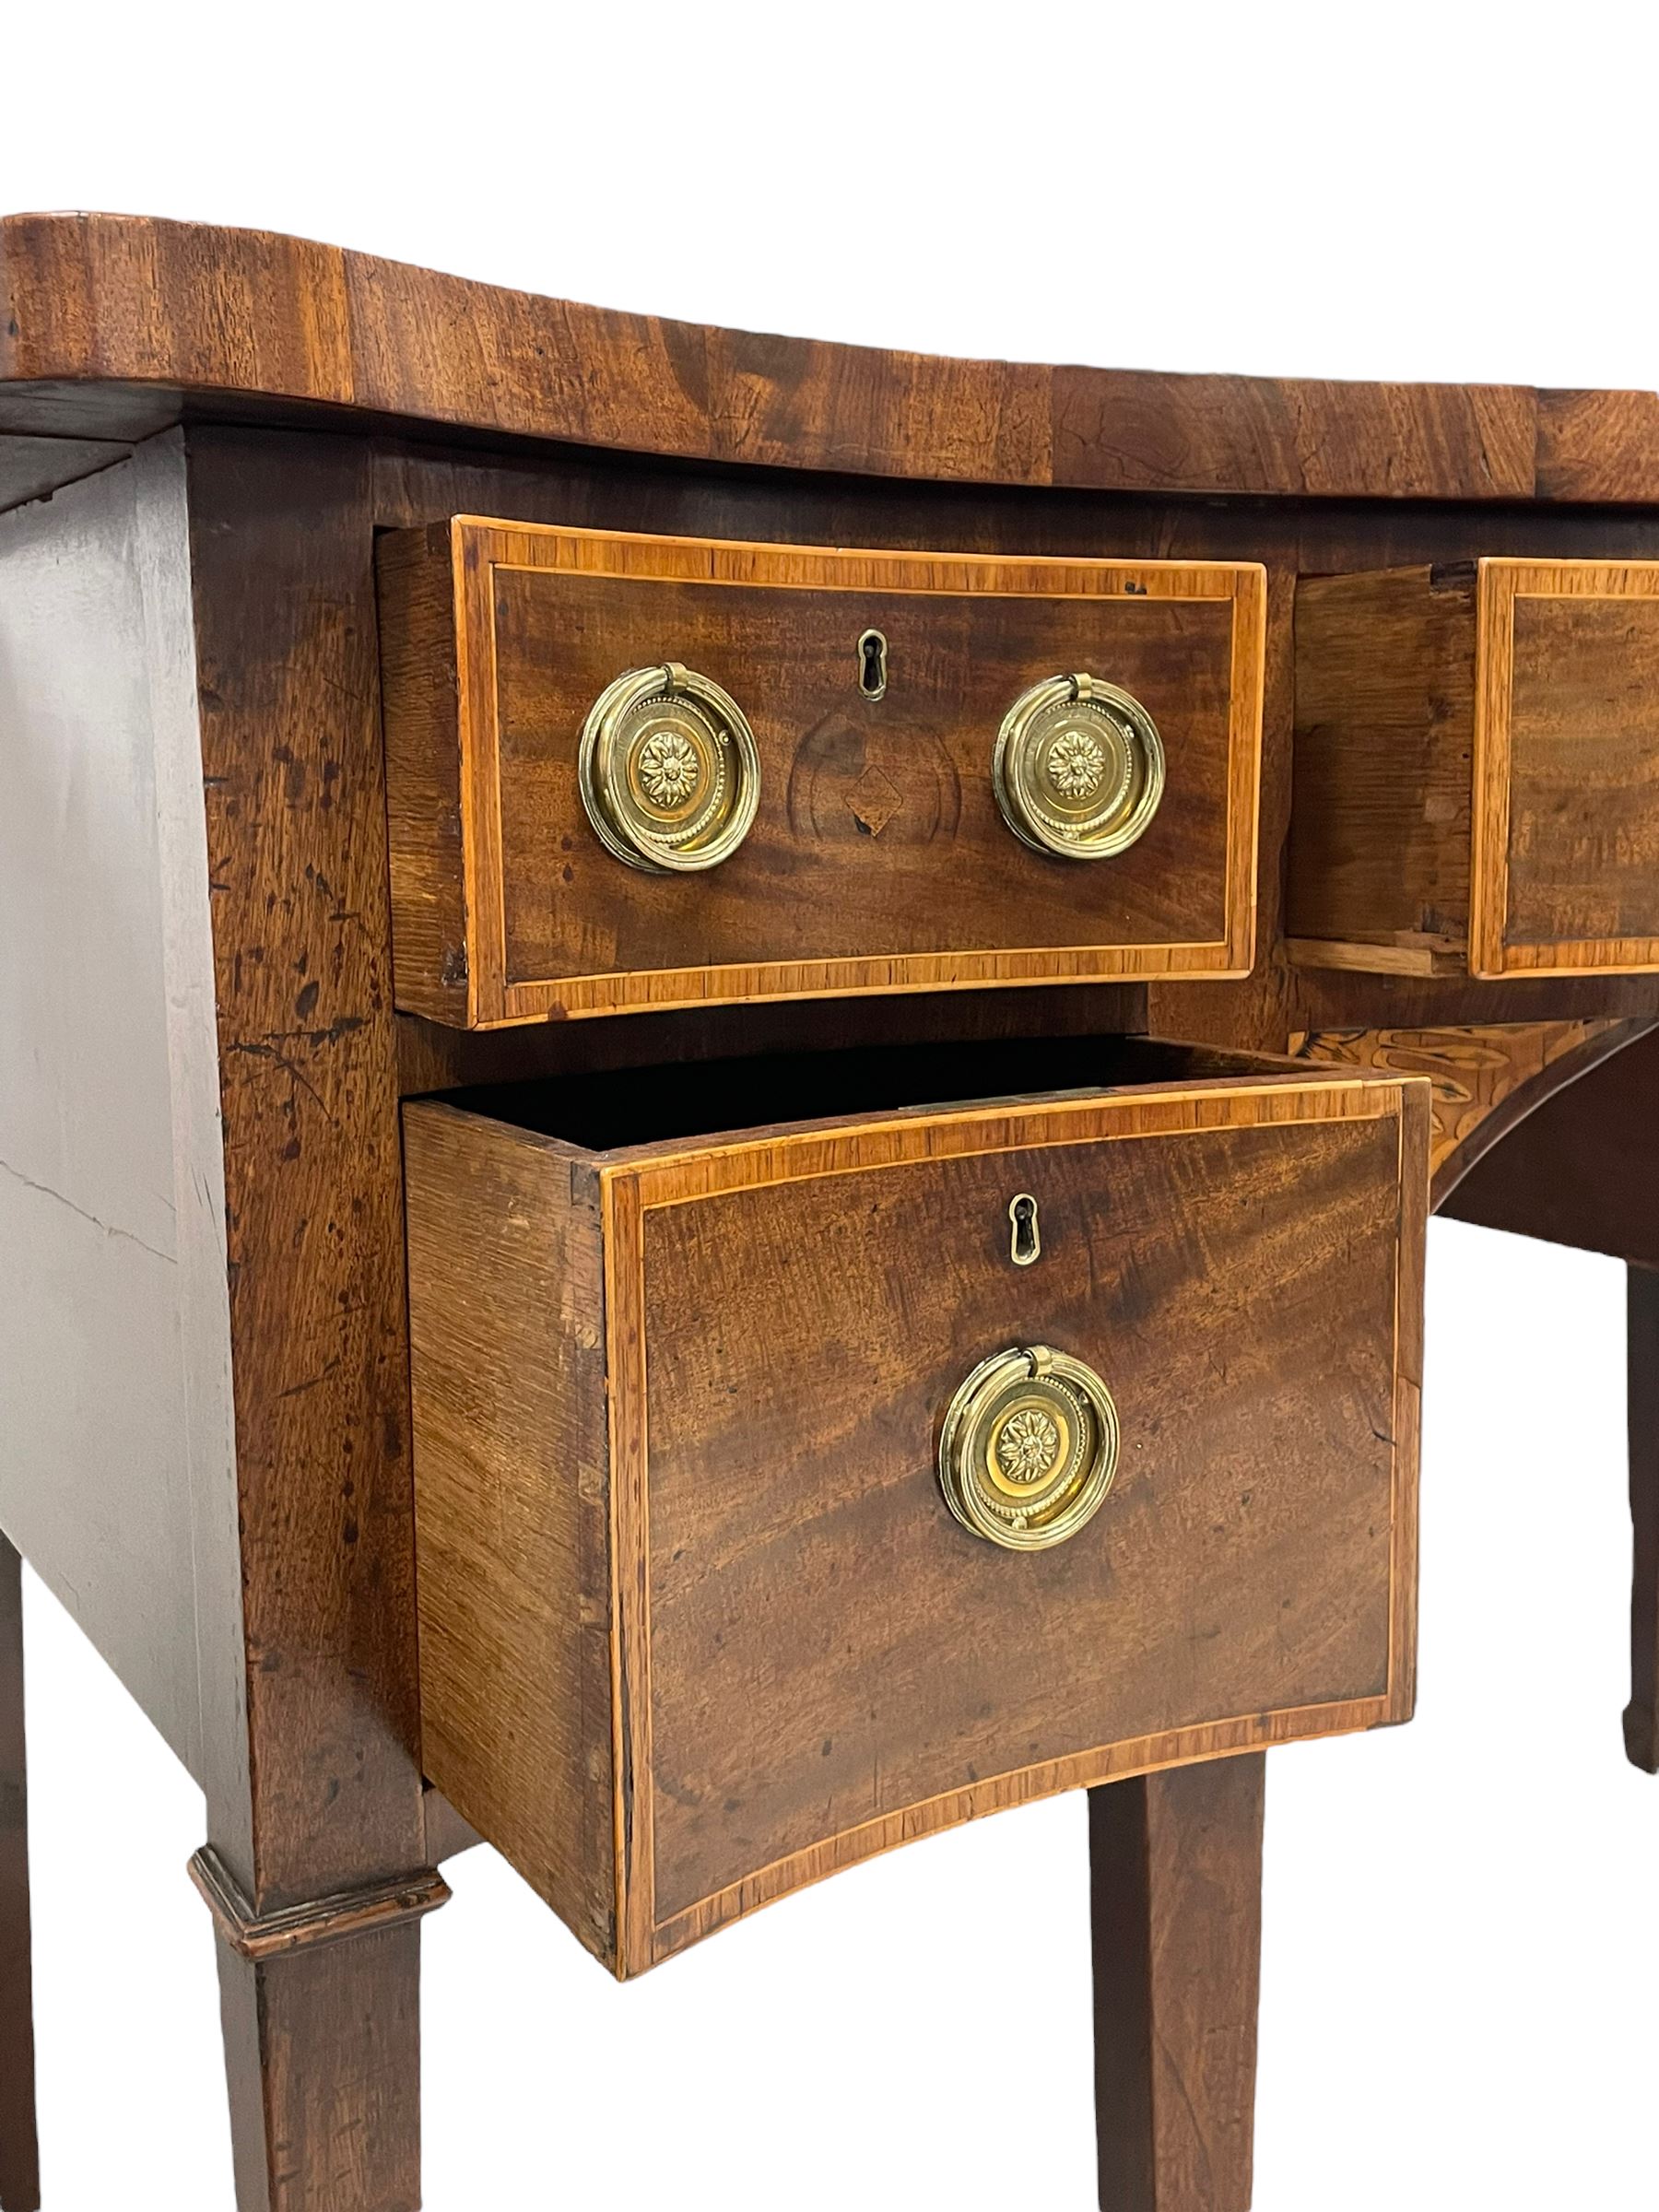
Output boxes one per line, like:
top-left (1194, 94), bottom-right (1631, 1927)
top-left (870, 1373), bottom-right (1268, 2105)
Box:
top-left (6, 214), bottom-right (1658, 501)
top-left (1627, 1266), bottom-right (1659, 1774)
top-left (395, 982), bottom-right (1150, 1096)
top-left (1433, 1020), bottom-right (1658, 1206)
top-left (0, 429), bottom-right (132, 517)
top-left (420, 1785), bottom-right (484, 1865)
top-left (0, 1533), bottom-right (39, 2212)
top-left (1390, 1077), bottom-right (1429, 1728)
top-left (1089, 1755), bottom-right (1265, 2212)
top-left (1440, 1024), bottom-right (1659, 1264)
top-left (189, 1845), bottom-right (449, 1964)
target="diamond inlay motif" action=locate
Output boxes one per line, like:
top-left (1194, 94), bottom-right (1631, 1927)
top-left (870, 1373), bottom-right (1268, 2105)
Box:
top-left (846, 764), bottom-right (905, 838)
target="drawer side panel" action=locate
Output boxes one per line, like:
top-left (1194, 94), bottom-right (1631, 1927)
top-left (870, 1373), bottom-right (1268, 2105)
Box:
top-left (404, 1106), bottom-right (615, 1960)
top-left (1288, 564), bottom-right (1477, 960)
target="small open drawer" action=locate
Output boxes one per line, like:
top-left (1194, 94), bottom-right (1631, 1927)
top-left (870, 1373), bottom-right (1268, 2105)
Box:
top-left (1291, 558), bottom-right (1659, 977)
top-left (378, 522), bottom-right (1265, 1023)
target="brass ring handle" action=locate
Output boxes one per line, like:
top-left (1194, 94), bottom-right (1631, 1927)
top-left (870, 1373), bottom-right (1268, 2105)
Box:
top-left (993, 673), bottom-right (1165, 861)
top-left (578, 663), bottom-right (761, 874)
top-left (938, 1344), bottom-right (1120, 1551)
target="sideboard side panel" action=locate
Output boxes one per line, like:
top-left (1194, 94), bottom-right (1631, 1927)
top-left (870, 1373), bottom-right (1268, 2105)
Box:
top-left (0, 435), bottom-right (238, 1777)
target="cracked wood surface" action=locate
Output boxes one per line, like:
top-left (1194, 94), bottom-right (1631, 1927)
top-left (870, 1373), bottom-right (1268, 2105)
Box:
top-left (188, 425), bottom-right (436, 2212)
top-left (186, 425), bottom-right (426, 1907)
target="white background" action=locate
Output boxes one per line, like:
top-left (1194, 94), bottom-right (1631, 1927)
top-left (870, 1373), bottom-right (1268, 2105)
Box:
top-left (6, 6), bottom-right (1659, 2206)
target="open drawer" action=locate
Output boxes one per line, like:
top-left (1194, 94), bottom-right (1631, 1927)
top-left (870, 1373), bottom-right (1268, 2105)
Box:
top-left (402, 1037), bottom-right (1427, 1974)
top-left (1291, 558), bottom-right (1659, 977)
top-left (379, 523), bottom-right (1265, 1023)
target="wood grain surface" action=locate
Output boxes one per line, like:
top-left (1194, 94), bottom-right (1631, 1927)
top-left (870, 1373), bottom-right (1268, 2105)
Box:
top-left (186, 430), bottom-right (438, 2211)
top-left (1478, 562), bottom-right (1659, 974)
top-left (1288, 1019), bottom-right (1648, 1204)
top-left (188, 428), bottom-right (426, 1907)
top-left (402, 1107), bottom-right (616, 1965)
top-left (1090, 1756), bottom-right (1265, 2212)
top-left (217, 1928), bottom-right (423, 2212)
top-left (1289, 563), bottom-right (1477, 966)
top-left (6, 212), bottom-right (1659, 502)
top-left (7, 200), bottom-right (1659, 2209)
top-left (1291, 559), bottom-right (1659, 982)
top-left (637, 1101), bottom-right (1401, 1936)
top-left (380, 522), bottom-right (1265, 1022)
top-left (404, 1049), bottom-right (1424, 1974)
top-left (356, 429), bottom-right (1659, 1053)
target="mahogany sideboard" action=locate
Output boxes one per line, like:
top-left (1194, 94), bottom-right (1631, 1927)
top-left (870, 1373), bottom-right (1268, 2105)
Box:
top-left (5, 212), bottom-right (1659, 2210)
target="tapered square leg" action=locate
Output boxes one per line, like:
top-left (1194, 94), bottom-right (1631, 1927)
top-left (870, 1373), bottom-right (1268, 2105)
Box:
top-left (1089, 1755), bottom-right (1265, 2212)
top-left (1627, 1265), bottom-right (1659, 1772)
top-left (216, 1926), bottom-right (423, 2212)
top-left (193, 1851), bottom-right (449, 2212)
top-left (0, 1536), bottom-right (39, 2212)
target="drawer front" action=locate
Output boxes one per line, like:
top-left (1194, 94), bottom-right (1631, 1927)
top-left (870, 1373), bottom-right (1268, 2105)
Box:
top-left (406, 1065), bottom-right (1425, 1975)
top-left (381, 523), bottom-right (1265, 1023)
top-left (608, 1077), bottom-right (1423, 1965)
top-left (1290, 557), bottom-right (1659, 978)
top-left (1476, 559), bottom-right (1659, 975)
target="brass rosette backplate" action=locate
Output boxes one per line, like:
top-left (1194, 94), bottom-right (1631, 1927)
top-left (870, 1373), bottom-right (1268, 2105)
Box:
top-left (938, 1344), bottom-right (1120, 1552)
top-left (578, 662), bottom-right (761, 873)
top-left (993, 673), bottom-right (1165, 861)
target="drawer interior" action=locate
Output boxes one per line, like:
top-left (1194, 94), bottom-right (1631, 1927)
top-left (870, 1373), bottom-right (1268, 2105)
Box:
top-left (416, 1032), bottom-right (1278, 1154)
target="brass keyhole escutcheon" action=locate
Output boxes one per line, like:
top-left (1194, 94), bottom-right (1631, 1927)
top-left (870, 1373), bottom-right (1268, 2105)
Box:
top-left (938, 1344), bottom-right (1119, 1551)
top-left (994, 673), bottom-right (1165, 861)
top-left (578, 662), bottom-right (761, 874)
top-left (1008, 1193), bottom-right (1041, 1266)
top-left (857, 629), bottom-right (888, 700)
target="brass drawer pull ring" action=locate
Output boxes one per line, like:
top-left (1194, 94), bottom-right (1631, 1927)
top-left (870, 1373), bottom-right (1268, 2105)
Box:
top-left (578, 662), bottom-right (761, 874)
top-left (938, 1343), bottom-right (1120, 1551)
top-left (993, 672), bottom-right (1165, 860)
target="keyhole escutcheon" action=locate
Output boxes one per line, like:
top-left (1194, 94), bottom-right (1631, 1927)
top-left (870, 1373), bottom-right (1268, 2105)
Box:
top-left (857, 629), bottom-right (888, 700)
top-left (1009, 1193), bottom-right (1041, 1266)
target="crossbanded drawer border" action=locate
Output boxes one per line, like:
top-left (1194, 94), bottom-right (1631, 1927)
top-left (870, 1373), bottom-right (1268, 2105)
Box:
top-left (597, 1070), bottom-right (1428, 1973)
top-left (1472, 557), bottom-right (1659, 978)
top-left (429, 520), bottom-right (1267, 1023)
